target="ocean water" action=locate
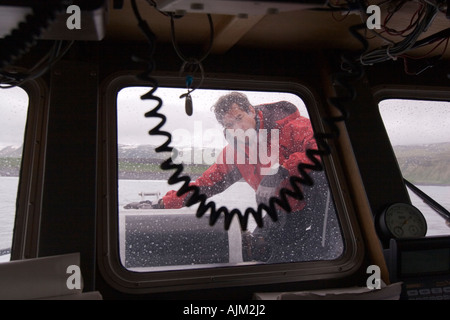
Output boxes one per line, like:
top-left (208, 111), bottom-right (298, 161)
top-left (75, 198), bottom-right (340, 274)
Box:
top-left (0, 177), bottom-right (18, 253)
top-left (1, 176), bottom-right (450, 260)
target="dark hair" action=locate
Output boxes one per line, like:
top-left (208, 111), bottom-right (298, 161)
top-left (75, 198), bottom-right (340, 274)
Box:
top-left (211, 92), bottom-right (252, 125)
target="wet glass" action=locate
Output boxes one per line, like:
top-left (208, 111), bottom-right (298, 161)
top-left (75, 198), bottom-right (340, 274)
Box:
top-left (117, 87), bottom-right (344, 271)
top-left (0, 87), bottom-right (29, 262)
top-left (379, 99), bottom-right (450, 237)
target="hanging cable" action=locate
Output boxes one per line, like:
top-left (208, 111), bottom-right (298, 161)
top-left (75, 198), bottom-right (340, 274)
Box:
top-left (0, 40), bottom-right (74, 89)
top-left (130, 0), bottom-right (170, 156)
top-left (170, 13), bottom-right (214, 65)
top-left (354, 0), bottom-right (448, 74)
top-left (358, 0), bottom-right (439, 65)
top-left (169, 13), bottom-right (214, 115)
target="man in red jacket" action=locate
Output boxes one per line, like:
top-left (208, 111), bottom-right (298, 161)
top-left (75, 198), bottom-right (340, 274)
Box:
top-left (154, 92), bottom-right (343, 263)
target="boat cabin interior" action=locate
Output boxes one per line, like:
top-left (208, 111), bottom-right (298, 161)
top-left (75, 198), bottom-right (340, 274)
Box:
top-left (0, 0), bottom-right (449, 301)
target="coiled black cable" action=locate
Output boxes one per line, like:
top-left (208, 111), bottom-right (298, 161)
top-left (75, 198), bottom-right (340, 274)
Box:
top-left (131, 0), bottom-right (369, 231)
top-left (0, 1), bottom-right (71, 70)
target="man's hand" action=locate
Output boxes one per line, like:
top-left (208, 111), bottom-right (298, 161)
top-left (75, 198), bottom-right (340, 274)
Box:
top-left (151, 199), bottom-right (164, 209)
top-left (255, 166), bottom-right (289, 205)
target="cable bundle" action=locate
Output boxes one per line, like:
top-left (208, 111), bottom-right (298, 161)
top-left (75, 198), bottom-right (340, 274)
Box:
top-left (0, 1), bottom-right (71, 71)
top-left (359, 1), bottom-right (439, 65)
top-left (321, 1), bottom-right (447, 75)
top-left (0, 40), bottom-right (74, 89)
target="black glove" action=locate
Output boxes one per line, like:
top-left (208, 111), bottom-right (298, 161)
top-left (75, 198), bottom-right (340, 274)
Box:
top-left (151, 199), bottom-right (164, 209)
top-left (255, 166), bottom-right (289, 206)
top-left (241, 232), bottom-right (272, 262)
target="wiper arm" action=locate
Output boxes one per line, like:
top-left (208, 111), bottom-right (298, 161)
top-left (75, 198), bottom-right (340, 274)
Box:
top-left (404, 179), bottom-right (450, 223)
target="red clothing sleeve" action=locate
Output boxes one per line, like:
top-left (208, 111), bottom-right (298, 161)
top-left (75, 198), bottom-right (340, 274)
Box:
top-left (279, 116), bottom-right (319, 177)
top-left (162, 147), bottom-right (242, 209)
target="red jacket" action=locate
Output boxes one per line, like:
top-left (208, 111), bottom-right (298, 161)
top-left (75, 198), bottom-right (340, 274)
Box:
top-left (162, 101), bottom-right (318, 211)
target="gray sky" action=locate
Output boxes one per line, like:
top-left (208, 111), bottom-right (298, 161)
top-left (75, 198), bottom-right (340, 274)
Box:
top-left (1, 86), bottom-right (449, 150)
top-left (379, 99), bottom-right (450, 146)
top-left (117, 87), bottom-right (308, 148)
top-left (0, 87), bottom-right (29, 150)
top-left (118, 88), bottom-right (450, 148)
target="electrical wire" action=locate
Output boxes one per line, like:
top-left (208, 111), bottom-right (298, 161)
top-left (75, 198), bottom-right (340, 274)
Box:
top-left (0, 40), bottom-right (74, 89)
top-left (357, 0), bottom-right (439, 65)
top-left (169, 13), bottom-right (214, 109)
top-left (352, 0), bottom-right (448, 74)
top-left (400, 36), bottom-right (448, 75)
top-left (141, 0), bottom-right (214, 114)
top-left (170, 13), bottom-right (214, 64)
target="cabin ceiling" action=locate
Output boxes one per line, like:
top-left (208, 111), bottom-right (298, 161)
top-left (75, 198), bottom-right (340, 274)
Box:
top-left (104, 0), bottom-right (450, 60)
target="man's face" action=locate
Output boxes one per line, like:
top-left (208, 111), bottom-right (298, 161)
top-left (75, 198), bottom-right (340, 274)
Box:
top-left (222, 103), bottom-right (256, 132)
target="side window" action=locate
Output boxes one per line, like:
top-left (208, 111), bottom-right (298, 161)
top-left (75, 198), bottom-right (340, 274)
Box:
top-left (116, 87), bottom-right (344, 271)
top-left (379, 99), bottom-right (450, 237)
top-left (0, 87), bottom-right (29, 262)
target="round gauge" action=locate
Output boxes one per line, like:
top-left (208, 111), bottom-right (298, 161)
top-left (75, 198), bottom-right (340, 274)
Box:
top-left (378, 203), bottom-right (427, 239)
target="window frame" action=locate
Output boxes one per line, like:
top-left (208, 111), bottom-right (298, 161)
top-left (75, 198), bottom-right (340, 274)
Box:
top-left (3, 78), bottom-right (49, 261)
top-left (97, 72), bottom-right (364, 293)
top-left (374, 85), bottom-right (450, 237)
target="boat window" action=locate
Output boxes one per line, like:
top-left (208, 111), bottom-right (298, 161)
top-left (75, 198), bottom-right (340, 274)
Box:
top-left (116, 86), bottom-right (345, 273)
top-left (0, 87), bottom-right (29, 262)
top-left (379, 99), bottom-right (450, 237)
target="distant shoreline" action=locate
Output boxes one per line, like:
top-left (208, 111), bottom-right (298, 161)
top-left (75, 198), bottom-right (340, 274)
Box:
top-left (1, 172), bottom-right (449, 186)
top-left (118, 172), bottom-right (202, 181)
